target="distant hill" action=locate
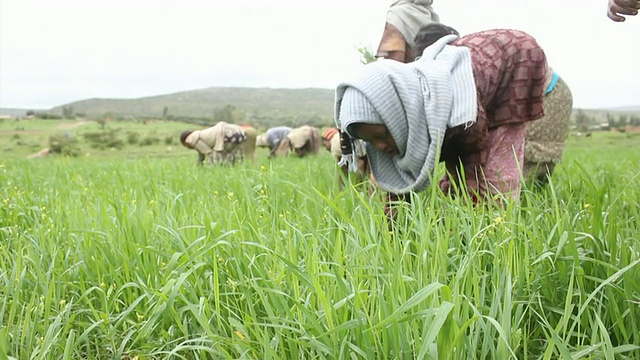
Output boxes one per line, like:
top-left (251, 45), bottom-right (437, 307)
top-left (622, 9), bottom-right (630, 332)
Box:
top-left (2, 86), bottom-right (639, 129)
top-left (0, 108), bottom-right (41, 117)
top-left (49, 87), bottom-right (337, 128)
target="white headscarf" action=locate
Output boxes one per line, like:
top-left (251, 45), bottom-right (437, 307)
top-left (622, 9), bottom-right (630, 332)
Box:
top-left (335, 35), bottom-right (477, 194)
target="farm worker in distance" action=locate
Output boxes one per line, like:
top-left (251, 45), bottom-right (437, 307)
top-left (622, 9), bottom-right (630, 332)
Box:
top-left (256, 126), bottom-right (293, 158)
top-left (375, 0), bottom-right (439, 63)
top-left (336, 29), bottom-right (549, 210)
top-left (282, 125), bottom-right (321, 157)
top-left (608, 0), bottom-right (640, 21)
top-left (239, 124), bottom-right (258, 161)
top-left (180, 121), bottom-right (247, 166)
top-left (414, 24), bottom-right (573, 186)
top-left (322, 127), bottom-right (373, 189)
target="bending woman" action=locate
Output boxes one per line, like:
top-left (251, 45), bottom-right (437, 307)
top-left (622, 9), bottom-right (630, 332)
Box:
top-left (180, 121), bottom-right (247, 166)
top-left (336, 29), bottom-right (547, 204)
top-left (414, 24), bottom-right (573, 186)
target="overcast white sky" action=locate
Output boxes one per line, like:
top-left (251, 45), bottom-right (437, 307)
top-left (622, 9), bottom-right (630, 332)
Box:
top-left (1, 0), bottom-right (639, 110)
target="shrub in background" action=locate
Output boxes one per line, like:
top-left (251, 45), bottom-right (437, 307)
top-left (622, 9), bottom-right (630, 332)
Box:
top-left (126, 132), bottom-right (140, 145)
top-left (48, 132), bottom-right (80, 157)
top-left (139, 136), bottom-right (161, 146)
top-left (83, 129), bottom-right (124, 150)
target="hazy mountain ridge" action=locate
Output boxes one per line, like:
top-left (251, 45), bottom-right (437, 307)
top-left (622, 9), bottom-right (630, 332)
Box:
top-left (55, 87), bottom-right (337, 126)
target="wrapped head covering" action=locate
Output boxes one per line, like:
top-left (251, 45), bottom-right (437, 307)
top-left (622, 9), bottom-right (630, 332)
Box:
top-left (322, 127), bottom-right (339, 142)
top-left (336, 35), bottom-right (477, 194)
top-left (386, 0), bottom-right (439, 49)
top-left (256, 134), bottom-right (269, 147)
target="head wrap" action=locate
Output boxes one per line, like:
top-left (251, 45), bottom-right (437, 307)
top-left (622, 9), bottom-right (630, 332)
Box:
top-left (322, 127), bottom-right (339, 142)
top-left (256, 134), bottom-right (269, 147)
top-left (335, 35), bottom-right (477, 194)
top-left (386, 0), bottom-right (440, 49)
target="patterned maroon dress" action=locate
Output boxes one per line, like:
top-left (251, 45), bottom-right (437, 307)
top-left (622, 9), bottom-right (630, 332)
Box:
top-left (438, 29), bottom-right (547, 202)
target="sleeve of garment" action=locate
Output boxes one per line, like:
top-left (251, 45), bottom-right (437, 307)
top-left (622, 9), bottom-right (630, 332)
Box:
top-left (193, 138), bottom-right (214, 155)
top-left (186, 132), bottom-right (211, 155)
top-left (439, 115), bottom-right (489, 186)
top-left (211, 123), bottom-right (226, 152)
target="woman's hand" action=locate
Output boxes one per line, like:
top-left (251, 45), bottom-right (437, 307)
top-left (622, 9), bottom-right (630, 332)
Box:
top-left (608, 0), bottom-right (640, 22)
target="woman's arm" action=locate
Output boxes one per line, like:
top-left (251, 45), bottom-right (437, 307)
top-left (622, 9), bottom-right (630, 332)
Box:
top-left (384, 192), bottom-right (411, 230)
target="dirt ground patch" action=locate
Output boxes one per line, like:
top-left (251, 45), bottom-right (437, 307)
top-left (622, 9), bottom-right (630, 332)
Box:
top-left (0, 130), bottom-right (42, 134)
top-left (57, 120), bottom-right (89, 130)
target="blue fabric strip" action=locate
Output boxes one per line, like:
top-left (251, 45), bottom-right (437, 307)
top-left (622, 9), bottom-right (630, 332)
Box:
top-left (545, 72), bottom-right (560, 95)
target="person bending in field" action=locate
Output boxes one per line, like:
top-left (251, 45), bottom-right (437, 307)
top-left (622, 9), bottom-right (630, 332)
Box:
top-left (180, 121), bottom-right (247, 166)
top-left (256, 126), bottom-right (292, 158)
top-left (336, 29), bottom-right (549, 217)
top-left (282, 125), bottom-right (321, 158)
top-left (414, 24), bottom-right (573, 186)
top-left (375, 0), bottom-right (440, 63)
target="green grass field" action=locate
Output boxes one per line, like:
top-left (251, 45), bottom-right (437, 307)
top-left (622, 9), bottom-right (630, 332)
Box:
top-left (1, 119), bottom-right (639, 359)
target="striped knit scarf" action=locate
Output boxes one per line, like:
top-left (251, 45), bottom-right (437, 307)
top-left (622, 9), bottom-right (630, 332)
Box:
top-left (335, 35), bottom-right (477, 194)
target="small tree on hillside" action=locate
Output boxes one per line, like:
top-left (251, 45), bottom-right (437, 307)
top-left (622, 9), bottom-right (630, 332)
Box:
top-left (214, 104), bottom-right (246, 123)
top-left (62, 106), bottom-right (75, 119)
top-left (607, 113), bottom-right (616, 129)
top-left (574, 109), bottom-right (591, 132)
top-left (618, 114), bottom-right (628, 128)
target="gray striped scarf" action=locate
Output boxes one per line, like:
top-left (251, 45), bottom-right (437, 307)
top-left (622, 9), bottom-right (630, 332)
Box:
top-left (335, 35), bottom-right (477, 194)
